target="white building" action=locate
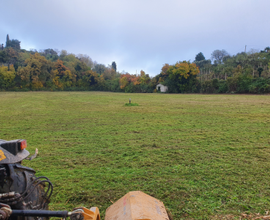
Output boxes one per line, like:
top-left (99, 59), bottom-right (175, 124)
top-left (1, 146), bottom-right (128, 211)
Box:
top-left (156, 84), bottom-right (168, 92)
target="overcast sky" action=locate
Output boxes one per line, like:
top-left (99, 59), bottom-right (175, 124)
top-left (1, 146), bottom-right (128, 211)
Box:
top-left (1, 0), bottom-right (269, 76)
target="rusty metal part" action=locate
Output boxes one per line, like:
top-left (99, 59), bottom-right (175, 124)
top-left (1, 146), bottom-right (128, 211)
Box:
top-left (105, 191), bottom-right (170, 220)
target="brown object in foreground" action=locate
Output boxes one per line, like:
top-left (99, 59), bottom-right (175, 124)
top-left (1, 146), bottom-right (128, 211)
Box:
top-left (105, 191), bottom-right (170, 220)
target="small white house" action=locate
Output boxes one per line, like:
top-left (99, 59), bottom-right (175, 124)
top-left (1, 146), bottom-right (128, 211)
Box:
top-left (156, 84), bottom-right (168, 92)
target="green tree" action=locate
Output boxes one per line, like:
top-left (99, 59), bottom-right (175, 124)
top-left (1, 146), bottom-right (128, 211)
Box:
top-left (5, 35), bottom-right (20, 50)
top-left (0, 64), bottom-right (16, 89)
top-left (258, 67), bottom-right (263, 77)
top-left (166, 61), bottom-right (200, 93)
top-left (5, 34), bottom-right (10, 47)
top-left (17, 53), bottom-right (52, 89)
top-left (82, 70), bottom-right (99, 87)
top-left (93, 64), bottom-right (106, 74)
top-left (112, 61), bottom-right (117, 72)
top-left (9, 40), bottom-right (21, 50)
top-left (194, 53), bottom-right (210, 69)
top-left (195, 52), bottom-right (205, 62)
top-left (5, 48), bottom-right (19, 70)
top-left (40, 49), bottom-right (59, 61)
top-left (0, 50), bottom-right (7, 64)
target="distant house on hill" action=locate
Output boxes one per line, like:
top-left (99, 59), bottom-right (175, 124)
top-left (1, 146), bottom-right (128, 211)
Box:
top-left (156, 84), bottom-right (168, 92)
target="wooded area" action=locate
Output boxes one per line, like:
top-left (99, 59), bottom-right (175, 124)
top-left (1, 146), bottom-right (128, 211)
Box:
top-left (1, 35), bottom-right (270, 93)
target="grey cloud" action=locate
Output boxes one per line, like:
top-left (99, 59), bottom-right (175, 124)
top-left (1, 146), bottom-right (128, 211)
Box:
top-left (1, 0), bottom-right (270, 76)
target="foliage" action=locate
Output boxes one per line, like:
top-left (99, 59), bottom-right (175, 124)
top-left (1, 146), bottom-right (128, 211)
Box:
top-left (93, 64), bottom-right (106, 74)
top-left (40, 49), bottom-right (59, 61)
top-left (5, 34), bottom-right (9, 47)
top-left (17, 53), bottom-right (52, 89)
top-left (112, 61), bottom-right (117, 72)
top-left (195, 52), bottom-right (205, 62)
top-left (6, 34), bottom-right (21, 50)
top-left (194, 59), bottom-right (211, 69)
top-left (161, 61), bottom-right (200, 93)
top-left (211, 49), bottom-right (229, 64)
top-left (124, 102), bottom-right (139, 106)
top-left (0, 65), bottom-right (16, 89)
top-left (82, 70), bottom-right (99, 87)
top-left (0, 34), bottom-right (270, 94)
top-left (119, 73), bottom-right (140, 89)
top-left (5, 47), bottom-right (19, 66)
top-left (0, 50), bottom-right (7, 63)
top-left (77, 54), bottom-right (94, 69)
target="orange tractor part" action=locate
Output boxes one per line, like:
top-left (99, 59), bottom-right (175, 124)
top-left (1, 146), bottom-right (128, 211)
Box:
top-left (78, 207), bottom-right (101, 220)
top-left (105, 191), bottom-right (170, 220)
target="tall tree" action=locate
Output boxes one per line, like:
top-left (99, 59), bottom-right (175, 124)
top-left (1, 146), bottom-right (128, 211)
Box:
top-left (195, 52), bottom-right (205, 62)
top-left (194, 52), bottom-right (210, 69)
top-left (6, 35), bottom-right (10, 47)
top-left (112, 61), bottom-right (117, 72)
top-left (5, 35), bottom-right (20, 50)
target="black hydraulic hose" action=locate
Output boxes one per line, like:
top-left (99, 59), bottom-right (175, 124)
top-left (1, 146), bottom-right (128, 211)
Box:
top-left (0, 177), bottom-right (53, 203)
top-left (11, 210), bottom-right (70, 218)
top-left (23, 180), bottom-right (52, 201)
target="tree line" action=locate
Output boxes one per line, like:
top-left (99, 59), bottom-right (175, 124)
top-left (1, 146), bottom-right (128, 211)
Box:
top-left (0, 34), bottom-right (270, 93)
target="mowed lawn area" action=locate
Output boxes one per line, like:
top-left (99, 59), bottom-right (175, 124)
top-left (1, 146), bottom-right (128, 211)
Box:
top-left (0, 92), bottom-right (270, 219)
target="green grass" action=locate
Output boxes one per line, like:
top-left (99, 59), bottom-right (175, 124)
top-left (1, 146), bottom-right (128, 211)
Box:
top-left (124, 102), bottom-right (139, 106)
top-left (0, 92), bottom-right (270, 219)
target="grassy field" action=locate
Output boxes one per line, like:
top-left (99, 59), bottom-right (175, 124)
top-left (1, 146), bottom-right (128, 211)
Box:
top-left (0, 92), bottom-right (270, 219)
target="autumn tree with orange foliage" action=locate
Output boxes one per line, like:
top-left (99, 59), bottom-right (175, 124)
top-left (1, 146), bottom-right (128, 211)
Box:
top-left (52, 59), bottom-right (76, 89)
top-left (55, 59), bottom-right (68, 78)
top-left (119, 73), bottom-right (140, 89)
top-left (119, 70), bottom-right (154, 92)
top-left (161, 63), bottom-right (170, 76)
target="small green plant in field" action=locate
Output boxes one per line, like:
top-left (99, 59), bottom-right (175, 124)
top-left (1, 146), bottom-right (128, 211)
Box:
top-left (125, 98), bottom-right (139, 106)
top-left (124, 103), bottom-right (139, 106)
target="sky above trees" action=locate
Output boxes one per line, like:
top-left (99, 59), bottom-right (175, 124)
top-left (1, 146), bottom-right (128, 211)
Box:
top-left (1, 0), bottom-right (270, 76)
